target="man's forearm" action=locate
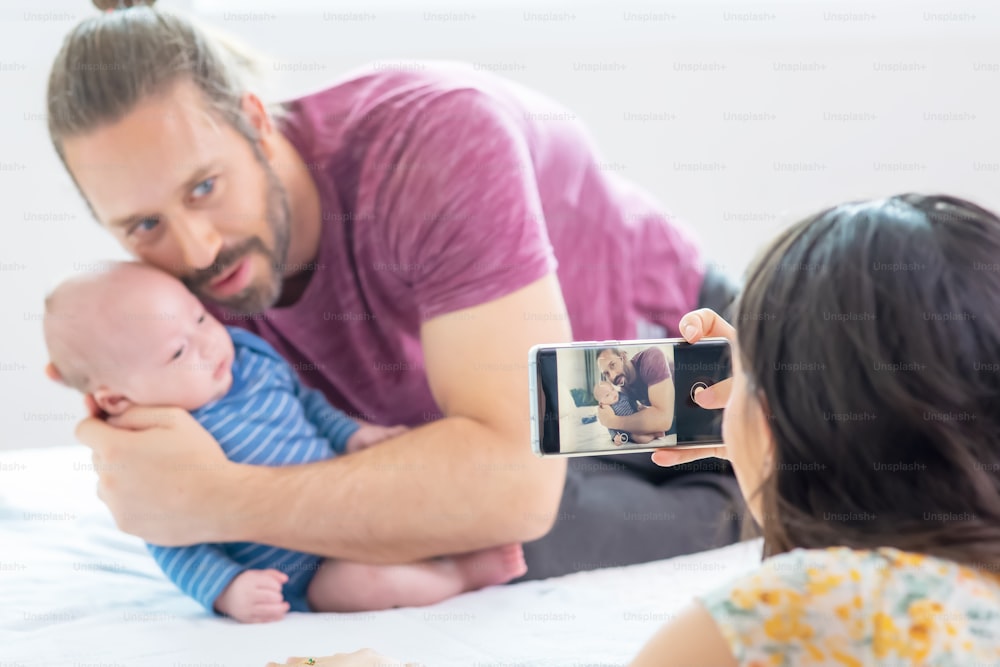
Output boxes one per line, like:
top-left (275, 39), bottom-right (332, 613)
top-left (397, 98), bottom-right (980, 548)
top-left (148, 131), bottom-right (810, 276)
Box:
top-left (224, 417), bottom-right (567, 563)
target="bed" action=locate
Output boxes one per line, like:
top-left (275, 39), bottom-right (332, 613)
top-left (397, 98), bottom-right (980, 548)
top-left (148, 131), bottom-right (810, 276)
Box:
top-left (1, 444), bottom-right (762, 666)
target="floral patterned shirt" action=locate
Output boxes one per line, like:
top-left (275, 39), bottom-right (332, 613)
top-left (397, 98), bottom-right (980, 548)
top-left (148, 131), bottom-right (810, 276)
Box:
top-left (698, 546), bottom-right (1000, 666)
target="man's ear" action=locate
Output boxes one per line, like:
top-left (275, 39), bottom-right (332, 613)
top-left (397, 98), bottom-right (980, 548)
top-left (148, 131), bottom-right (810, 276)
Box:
top-left (239, 91), bottom-right (276, 161)
top-left (92, 388), bottom-right (133, 416)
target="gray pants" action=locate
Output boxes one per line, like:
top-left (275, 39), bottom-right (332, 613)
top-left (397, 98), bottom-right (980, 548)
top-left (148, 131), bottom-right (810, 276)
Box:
top-left (518, 267), bottom-right (752, 580)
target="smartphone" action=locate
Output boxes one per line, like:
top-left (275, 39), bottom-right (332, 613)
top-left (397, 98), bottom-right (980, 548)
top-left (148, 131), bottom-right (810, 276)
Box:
top-left (528, 338), bottom-right (730, 457)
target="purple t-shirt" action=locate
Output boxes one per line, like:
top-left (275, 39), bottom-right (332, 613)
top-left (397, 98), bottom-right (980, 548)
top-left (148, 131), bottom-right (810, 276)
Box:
top-left (214, 63), bottom-right (705, 427)
top-left (623, 348), bottom-right (672, 407)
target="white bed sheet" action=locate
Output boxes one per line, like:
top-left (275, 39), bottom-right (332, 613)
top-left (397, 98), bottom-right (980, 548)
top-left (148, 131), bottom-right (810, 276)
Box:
top-left (1, 445), bottom-right (762, 667)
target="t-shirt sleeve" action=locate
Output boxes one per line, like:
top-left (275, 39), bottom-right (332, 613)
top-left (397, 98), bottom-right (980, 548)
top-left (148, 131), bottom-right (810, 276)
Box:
top-left (696, 549), bottom-right (867, 665)
top-left (637, 347), bottom-right (671, 386)
top-left (375, 89), bottom-right (558, 321)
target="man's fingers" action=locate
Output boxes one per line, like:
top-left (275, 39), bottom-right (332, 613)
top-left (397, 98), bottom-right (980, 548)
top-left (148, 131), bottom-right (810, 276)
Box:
top-left (679, 308), bottom-right (736, 343)
top-left (106, 406), bottom-right (184, 431)
top-left (75, 407), bottom-right (184, 450)
top-left (75, 416), bottom-right (116, 450)
top-left (83, 394), bottom-right (104, 419)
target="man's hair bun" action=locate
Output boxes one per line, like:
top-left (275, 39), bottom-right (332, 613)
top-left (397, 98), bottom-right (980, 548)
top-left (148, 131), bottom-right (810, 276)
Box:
top-left (92, 0), bottom-right (157, 10)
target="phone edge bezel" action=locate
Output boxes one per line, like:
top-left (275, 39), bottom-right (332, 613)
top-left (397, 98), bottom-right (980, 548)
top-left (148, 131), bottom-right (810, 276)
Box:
top-left (528, 337), bottom-right (730, 458)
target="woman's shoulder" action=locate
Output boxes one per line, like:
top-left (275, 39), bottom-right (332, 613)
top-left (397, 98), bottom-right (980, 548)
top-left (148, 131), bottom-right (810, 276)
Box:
top-left (697, 546), bottom-right (1000, 664)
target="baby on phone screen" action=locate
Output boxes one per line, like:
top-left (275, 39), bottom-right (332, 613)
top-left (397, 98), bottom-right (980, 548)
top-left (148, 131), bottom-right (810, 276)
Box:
top-left (593, 381), bottom-right (665, 446)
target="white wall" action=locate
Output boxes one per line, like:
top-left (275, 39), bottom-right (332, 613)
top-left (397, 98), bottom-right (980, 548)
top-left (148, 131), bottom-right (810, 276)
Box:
top-left (2, 0), bottom-right (998, 450)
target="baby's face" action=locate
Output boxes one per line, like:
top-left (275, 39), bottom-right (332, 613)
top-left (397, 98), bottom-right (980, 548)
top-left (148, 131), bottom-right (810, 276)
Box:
top-left (88, 270), bottom-right (235, 411)
top-left (594, 382), bottom-right (619, 404)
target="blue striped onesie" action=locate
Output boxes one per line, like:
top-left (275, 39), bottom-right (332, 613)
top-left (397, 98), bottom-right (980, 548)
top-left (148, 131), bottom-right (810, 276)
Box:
top-left (606, 392), bottom-right (638, 442)
top-left (146, 327), bottom-right (359, 614)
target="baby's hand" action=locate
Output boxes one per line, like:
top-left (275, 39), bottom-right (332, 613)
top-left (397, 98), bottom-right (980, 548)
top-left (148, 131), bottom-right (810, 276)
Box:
top-left (214, 569), bottom-right (290, 623)
top-left (346, 424), bottom-right (407, 454)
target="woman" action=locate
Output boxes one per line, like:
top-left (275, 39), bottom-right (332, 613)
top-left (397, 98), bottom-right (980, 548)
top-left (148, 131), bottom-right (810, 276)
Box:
top-left (270, 193), bottom-right (1000, 666)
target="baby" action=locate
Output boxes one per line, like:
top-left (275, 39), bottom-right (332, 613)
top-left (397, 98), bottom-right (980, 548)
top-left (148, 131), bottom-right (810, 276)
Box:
top-left (592, 381), bottom-right (664, 446)
top-left (43, 262), bottom-right (525, 623)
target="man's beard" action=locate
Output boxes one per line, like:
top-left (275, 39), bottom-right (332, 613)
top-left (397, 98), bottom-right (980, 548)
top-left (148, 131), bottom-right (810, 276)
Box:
top-left (184, 163), bottom-right (292, 315)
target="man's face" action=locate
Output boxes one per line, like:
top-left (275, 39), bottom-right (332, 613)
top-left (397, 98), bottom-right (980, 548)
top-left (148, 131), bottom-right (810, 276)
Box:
top-left (597, 351), bottom-right (633, 387)
top-left (61, 79), bottom-right (291, 314)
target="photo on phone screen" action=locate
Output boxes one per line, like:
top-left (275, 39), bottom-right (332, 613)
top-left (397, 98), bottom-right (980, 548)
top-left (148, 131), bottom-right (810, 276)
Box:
top-left (530, 339), bottom-right (730, 457)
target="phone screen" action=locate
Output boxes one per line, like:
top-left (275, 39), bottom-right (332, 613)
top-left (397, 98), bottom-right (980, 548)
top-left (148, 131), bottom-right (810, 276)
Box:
top-left (533, 339), bottom-right (730, 456)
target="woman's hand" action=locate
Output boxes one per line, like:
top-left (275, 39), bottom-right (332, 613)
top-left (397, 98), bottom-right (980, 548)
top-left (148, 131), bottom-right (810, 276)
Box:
top-left (651, 308), bottom-right (734, 468)
top-left (265, 650), bottom-right (418, 667)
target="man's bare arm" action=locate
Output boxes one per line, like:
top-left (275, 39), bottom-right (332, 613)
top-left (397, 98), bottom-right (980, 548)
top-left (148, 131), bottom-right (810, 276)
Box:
top-left (608, 379), bottom-right (675, 433)
top-left (246, 275), bottom-right (571, 561)
top-left (77, 276), bottom-right (571, 563)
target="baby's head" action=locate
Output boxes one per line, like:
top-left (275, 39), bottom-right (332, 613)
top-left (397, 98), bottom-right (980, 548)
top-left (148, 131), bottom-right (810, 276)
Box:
top-left (593, 380), bottom-right (619, 405)
top-left (44, 262), bottom-right (235, 415)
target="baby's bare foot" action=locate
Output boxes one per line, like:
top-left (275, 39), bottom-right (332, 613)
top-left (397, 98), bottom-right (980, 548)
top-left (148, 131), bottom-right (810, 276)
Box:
top-left (453, 543), bottom-right (527, 590)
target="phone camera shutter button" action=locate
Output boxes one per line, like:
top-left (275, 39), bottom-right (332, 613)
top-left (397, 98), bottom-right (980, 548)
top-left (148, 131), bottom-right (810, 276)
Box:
top-left (690, 381), bottom-right (708, 402)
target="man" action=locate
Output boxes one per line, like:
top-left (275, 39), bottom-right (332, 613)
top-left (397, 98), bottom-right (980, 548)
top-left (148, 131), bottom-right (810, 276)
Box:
top-left (596, 347), bottom-right (675, 436)
top-left (47, 3), bottom-right (743, 580)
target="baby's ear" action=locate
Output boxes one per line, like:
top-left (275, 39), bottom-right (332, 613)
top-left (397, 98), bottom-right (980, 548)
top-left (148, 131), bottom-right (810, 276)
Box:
top-left (44, 362), bottom-right (66, 386)
top-left (92, 388), bottom-right (132, 416)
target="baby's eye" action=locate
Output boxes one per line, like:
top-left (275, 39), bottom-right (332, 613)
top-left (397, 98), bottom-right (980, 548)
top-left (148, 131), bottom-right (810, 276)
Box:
top-left (171, 346), bottom-right (185, 361)
top-left (197, 313), bottom-right (206, 324)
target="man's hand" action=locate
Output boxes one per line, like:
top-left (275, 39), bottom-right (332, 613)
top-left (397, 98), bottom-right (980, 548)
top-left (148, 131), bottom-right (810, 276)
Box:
top-left (215, 569), bottom-right (290, 623)
top-left (596, 404), bottom-right (620, 429)
top-left (74, 405), bottom-right (245, 545)
top-left (651, 308), bottom-right (733, 468)
top-left (345, 424), bottom-right (407, 454)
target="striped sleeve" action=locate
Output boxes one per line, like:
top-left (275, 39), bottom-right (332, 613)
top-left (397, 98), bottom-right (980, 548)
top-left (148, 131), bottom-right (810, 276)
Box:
top-left (295, 382), bottom-right (360, 454)
top-left (146, 542), bottom-right (247, 614)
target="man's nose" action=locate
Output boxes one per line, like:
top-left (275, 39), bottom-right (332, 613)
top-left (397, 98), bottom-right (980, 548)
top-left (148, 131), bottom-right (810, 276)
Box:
top-left (173, 214), bottom-right (223, 271)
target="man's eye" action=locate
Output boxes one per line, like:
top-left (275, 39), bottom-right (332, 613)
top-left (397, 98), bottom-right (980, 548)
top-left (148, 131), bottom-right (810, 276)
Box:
top-left (192, 177), bottom-right (215, 198)
top-left (133, 217), bottom-right (160, 234)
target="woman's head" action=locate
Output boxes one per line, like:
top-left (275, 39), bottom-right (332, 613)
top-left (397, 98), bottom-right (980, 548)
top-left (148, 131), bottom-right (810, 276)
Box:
top-left (728, 194), bottom-right (1000, 565)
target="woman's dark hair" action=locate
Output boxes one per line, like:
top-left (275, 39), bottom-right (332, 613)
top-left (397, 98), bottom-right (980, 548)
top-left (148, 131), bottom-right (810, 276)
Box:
top-left (736, 194), bottom-right (1000, 567)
